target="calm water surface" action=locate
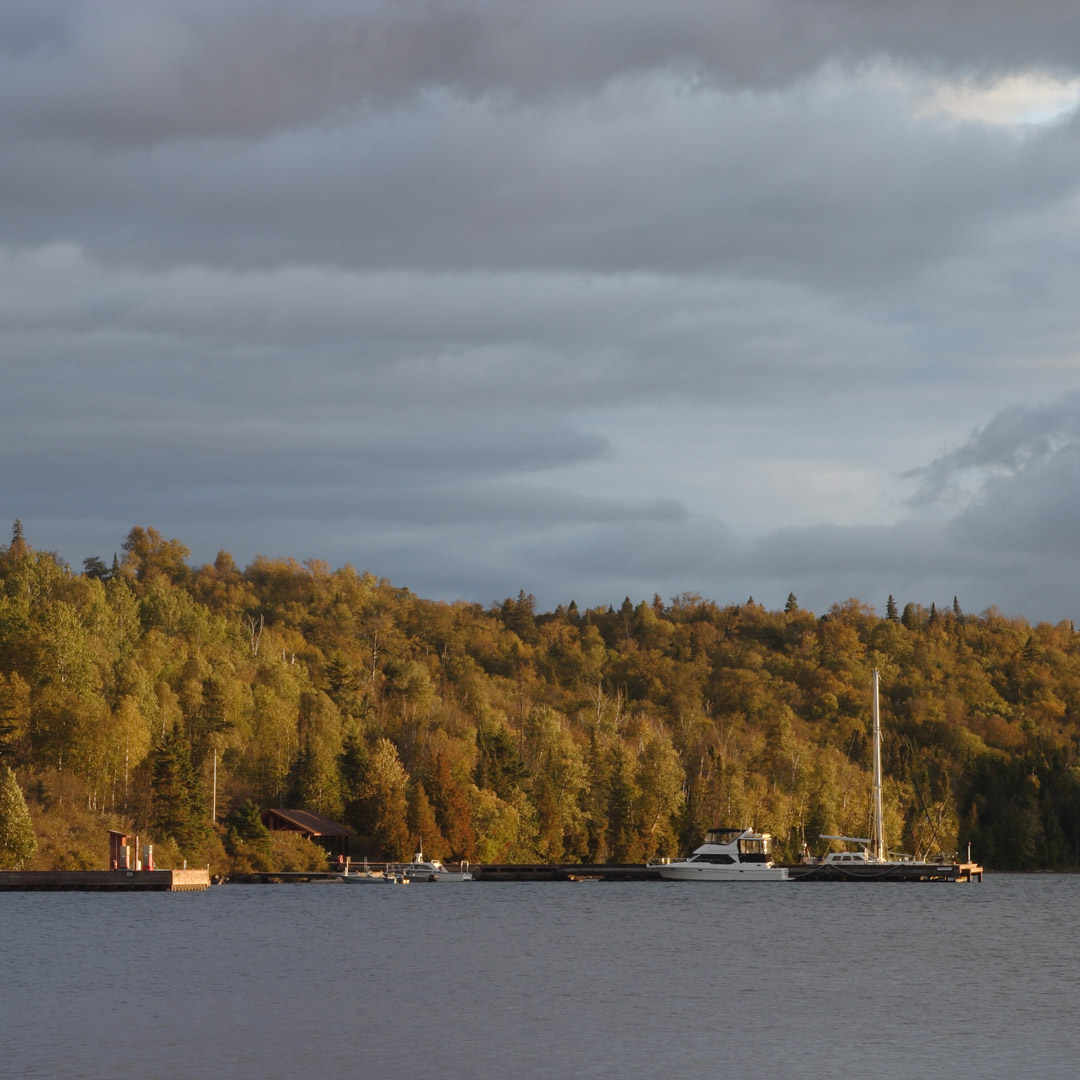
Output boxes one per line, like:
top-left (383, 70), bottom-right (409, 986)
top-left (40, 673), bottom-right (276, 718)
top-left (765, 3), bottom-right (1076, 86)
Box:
top-left (1, 875), bottom-right (1077, 1079)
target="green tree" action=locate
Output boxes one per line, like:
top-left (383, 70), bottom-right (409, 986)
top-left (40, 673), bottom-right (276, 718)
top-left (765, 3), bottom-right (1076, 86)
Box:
top-left (150, 726), bottom-right (208, 852)
top-left (82, 556), bottom-right (110, 581)
top-left (224, 799), bottom-right (272, 859)
top-left (0, 762), bottom-right (36, 869)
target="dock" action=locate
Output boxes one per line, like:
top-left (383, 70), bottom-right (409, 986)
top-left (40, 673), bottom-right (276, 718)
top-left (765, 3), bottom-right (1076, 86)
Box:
top-left (785, 860), bottom-right (984, 883)
top-left (0, 869), bottom-right (211, 892)
top-left (473, 863), bottom-right (663, 882)
top-left (222, 859), bottom-right (985, 885)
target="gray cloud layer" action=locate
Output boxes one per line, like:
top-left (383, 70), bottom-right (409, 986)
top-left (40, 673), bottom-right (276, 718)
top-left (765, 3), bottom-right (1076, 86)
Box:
top-left (4, 2), bottom-right (1080, 620)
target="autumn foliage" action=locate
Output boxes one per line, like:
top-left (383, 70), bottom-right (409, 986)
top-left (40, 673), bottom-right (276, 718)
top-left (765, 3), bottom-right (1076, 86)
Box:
top-left (2, 523), bottom-right (1079, 872)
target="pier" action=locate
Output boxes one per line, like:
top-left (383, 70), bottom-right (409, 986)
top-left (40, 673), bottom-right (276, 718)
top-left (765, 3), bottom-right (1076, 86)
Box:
top-left (0, 868), bottom-right (211, 891)
top-left (785, 860), bottom-right (984, 883)
top-left (472, 863), bottom-right (663, 882)
top-left (226, 860), bottom-right (983, 883)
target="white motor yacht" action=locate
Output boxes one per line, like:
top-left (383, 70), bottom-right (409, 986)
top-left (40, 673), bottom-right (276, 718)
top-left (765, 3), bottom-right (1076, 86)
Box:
top-left (654, 827), bottom-right (789, 881)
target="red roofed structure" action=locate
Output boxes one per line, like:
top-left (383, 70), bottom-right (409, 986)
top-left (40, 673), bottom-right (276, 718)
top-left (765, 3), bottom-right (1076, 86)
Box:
top-left (261, 808), bottom-right (354, 861)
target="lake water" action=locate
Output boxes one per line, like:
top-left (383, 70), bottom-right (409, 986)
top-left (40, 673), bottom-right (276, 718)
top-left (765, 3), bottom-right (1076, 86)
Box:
top-left (1, 875), bottom-right (1077, 1079)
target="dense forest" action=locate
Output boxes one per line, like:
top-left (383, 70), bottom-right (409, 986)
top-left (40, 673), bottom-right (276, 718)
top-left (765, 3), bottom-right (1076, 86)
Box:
top-left (1, 520), bottom-right (1079, 873)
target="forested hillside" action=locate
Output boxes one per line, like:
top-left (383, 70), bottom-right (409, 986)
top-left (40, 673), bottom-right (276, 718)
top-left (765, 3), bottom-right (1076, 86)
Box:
top-left (1, 521), bottom-right (1078, 873)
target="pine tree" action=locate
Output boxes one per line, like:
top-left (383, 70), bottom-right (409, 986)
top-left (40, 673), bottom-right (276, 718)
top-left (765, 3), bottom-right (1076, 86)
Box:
top-left (0, 763), bottom-right (36, 869)
top-left (150, 726), bottom-right (207, 852)
top-left (10, 520), bottom-right (26, 558)
top-left (785, 593), bottom-right (799, 613)
top-left (886, 595), bottom-right (899, 621)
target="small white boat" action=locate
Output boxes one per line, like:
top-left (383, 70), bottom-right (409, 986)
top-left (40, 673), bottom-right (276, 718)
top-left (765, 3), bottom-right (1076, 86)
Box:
top-left (654, 827), bottom-right (790, 881)
top-left (396, 850), bottom-right (473, 883)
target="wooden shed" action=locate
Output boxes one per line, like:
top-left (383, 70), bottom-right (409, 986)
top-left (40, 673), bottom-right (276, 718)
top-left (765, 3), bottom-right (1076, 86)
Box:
top-left (261, 808), bottom-right (354, 861)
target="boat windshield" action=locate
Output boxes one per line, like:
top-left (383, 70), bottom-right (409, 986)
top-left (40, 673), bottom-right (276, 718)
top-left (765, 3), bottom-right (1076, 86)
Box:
top-left (703, 828), bottom-right (744, 845)
top-left (737, 836), bottom-right (772, 860)
top-left (738, 836), bottom-right (771, 855)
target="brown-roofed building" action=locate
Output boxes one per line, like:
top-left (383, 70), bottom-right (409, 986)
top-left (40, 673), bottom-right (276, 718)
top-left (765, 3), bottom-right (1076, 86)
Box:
top-left (261, 808), bottom-right (354, 861)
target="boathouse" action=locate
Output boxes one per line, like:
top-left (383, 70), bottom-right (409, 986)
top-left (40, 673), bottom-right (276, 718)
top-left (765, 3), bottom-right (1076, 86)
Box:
top-left (261, 808), bottom-right (353, 861)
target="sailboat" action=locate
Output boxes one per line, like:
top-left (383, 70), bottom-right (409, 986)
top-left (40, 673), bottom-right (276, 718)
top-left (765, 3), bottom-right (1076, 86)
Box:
top-left (817, 668), bottom-right (897, 865)
top-left (788, 670), bottom-right (983, 880)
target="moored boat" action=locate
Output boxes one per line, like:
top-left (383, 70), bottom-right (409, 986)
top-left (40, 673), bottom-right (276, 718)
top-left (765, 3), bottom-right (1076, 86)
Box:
top-left (338, 858), bottom-right (409, 884)
top-left (653, 827), bottom-right (789, 881)
top-left (395, 850), bottom-right (473, 883)
top-left (787, 670), bottom-right (983, 882)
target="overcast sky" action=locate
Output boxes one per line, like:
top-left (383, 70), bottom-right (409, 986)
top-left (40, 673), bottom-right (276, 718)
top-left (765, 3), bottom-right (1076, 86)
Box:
top-left (5, 1), bottom-right (1080, 622)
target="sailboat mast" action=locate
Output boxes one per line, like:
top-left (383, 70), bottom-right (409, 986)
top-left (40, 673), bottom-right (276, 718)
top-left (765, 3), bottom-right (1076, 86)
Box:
top-left (871, 668), bottom-right (885, 861)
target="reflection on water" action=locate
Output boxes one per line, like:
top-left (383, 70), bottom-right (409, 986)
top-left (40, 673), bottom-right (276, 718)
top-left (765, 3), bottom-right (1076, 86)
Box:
top-left (2, 876), bottom-right (1079, 1079)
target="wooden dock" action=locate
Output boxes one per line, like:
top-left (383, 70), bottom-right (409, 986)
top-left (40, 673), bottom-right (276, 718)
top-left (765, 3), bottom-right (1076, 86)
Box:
top-left (0, 869), bottom-right (211, 892)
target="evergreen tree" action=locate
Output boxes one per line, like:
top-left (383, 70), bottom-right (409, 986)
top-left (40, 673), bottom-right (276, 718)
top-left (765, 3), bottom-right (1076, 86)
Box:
top-left (224, 799), bottom-right (271, 857)
top-left (150, 726), bottom-right (207, 852)
top-left (502, 590), bottom-right (538, 643)
top-left (0, 763), bottom-right (36, 869)
top-left (886, 595), bottom-right (899, 621)
top-left (785, 593), bottom-right (799, 614)
top-left (10, 519), bottom-right (26, 558)
top-left (474, 722), bottom-right (528, 799)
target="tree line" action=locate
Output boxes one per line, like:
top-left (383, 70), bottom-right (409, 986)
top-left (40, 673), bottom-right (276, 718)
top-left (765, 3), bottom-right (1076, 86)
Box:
top-left (1, 520), bottom-right (1078, 872)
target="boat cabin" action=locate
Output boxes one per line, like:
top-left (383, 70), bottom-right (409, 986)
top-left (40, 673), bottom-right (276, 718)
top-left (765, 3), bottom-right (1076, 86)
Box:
top-left (701, 827), bottom-right (774, 863)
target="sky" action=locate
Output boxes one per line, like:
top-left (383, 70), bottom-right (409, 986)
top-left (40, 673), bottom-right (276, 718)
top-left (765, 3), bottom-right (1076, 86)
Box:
top-left (4, 1), bottom-right (1080, 622)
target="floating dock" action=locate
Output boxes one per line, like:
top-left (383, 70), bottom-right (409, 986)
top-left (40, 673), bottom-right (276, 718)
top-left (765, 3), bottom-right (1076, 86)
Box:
top-left (0, 869), bottom-right (211, 892)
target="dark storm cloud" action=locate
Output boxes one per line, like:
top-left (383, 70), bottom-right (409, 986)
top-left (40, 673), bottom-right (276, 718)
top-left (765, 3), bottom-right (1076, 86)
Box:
top-left (6, 66), bottom-right (1080, 292)
top-left (4, 1), bottom-right (1080, 147)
